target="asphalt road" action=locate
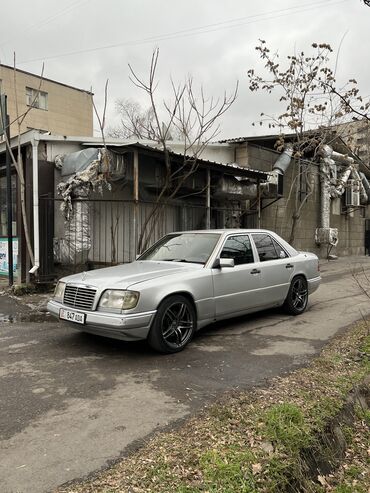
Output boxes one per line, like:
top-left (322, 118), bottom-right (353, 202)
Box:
top-left (1, 260), bottom-right (370, 493)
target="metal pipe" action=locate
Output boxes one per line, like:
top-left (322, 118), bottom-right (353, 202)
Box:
top-left (272, 145), bottom-right (293, 174)
top-left (331, 164), bottom-right (354, 197)
top-left (320, 157), bottom-right (332, 229)
top-left (352, 168), bottom-right (368, 203)
top-left (29, 138), bottom-right (40, 274)
top-left (5, 110), bottom-right (13, 286)
top-left (360, 172), bottom-right (370, 202)
top-left (257, 178), bottom-right (261, 228)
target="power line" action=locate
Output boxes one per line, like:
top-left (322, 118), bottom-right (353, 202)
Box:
top-left (18, 0), bottom-right (350, 65)
top-left (0, 0), bottom-right (90, 48)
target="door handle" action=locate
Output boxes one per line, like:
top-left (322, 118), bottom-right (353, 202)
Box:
top-left (250, 268), bottom-right (261, 274)
top-left (285, 263), bottom-right (294, 269)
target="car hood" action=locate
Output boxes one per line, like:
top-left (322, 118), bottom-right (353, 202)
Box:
top-left (61, 261), bottom-right (202, 290)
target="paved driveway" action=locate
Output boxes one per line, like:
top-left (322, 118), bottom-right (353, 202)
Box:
top-left (1, 259), bottom-right (370, 493)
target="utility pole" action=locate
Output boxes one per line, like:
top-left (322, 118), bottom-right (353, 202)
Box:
top-left (0, 95), bottom-right (14, 286)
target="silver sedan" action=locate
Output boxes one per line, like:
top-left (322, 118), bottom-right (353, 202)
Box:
top-left (47, 229), bottom-right (321, 353)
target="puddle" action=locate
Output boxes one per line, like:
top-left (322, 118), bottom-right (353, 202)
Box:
top-left (0, 312), bottom-right (56, 324)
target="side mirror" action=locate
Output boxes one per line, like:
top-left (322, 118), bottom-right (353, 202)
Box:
top-left (220, 258), bottom-right (235, 268)
top-left (213, 258), bottom-right (235, 268)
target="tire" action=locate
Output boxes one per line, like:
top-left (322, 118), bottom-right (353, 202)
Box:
top-left (148, 295), bottom-right (196, 353)
top-left (283, 276), bottom-right (308, 315)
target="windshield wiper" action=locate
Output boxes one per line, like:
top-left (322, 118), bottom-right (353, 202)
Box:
top-left (168, 258), bottom-right (204, 264)
top-left (158, 258), bottom-right (203, 264)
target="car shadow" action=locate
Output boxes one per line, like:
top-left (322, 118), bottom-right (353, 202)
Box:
top-left (56, 306), bottom-right (287, 359)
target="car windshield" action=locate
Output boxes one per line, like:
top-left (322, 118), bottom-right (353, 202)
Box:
top-left (138, 233), bottom-right (221, 265)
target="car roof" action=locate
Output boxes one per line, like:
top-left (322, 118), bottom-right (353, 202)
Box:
top-left (169, 229), bottom-right (277, 235)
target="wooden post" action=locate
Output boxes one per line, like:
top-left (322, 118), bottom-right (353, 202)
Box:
top-left (206, 169), bottom-right (211, 229)
top-left (133, 150), bottom-right (139, 256)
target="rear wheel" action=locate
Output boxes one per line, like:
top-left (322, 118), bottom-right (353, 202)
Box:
top-left (148, 295), bottom-right (196, 353)
top-left (283, 276), bottom-right (308, 315)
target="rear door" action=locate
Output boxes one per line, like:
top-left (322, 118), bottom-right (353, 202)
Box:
top-left (251, 233), bottom-right (293, 305)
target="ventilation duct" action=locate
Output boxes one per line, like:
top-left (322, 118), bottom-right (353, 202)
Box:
top-left (272, 145), bottom-right (293, 174)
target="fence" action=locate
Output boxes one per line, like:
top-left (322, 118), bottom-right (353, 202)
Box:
top-left (39, 196), bottom-right (257, 280)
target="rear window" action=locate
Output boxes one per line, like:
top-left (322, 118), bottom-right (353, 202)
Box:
top-left (252, 233), bottom-right (288, 261)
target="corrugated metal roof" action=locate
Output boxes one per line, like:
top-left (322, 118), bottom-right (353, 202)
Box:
top-left (82, 141), bottom-right (270, 181)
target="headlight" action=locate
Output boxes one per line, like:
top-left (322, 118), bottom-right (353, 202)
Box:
top-left (54, 281), bottom-right (66, 302)
top-left (98, 290), bottom-right (139, 311)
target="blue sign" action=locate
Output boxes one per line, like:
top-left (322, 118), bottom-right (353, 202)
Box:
top-left (0, 238), bottom-right (18, 276)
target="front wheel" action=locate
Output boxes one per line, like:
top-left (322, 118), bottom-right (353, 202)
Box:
top-left (148, 295), bottom-right (196, 353)
top-left (283, 276), bottom-right (308, 315)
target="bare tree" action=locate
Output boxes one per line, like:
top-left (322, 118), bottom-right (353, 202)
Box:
top-left (247, 40), bottom-right (370, 244)
top-left (126, 48), bottom-right (238, 252)
top-left (108, 99), bottom-right (157, 140)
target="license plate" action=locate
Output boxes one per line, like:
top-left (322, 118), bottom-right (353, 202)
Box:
top-left (59, 308), bottom-right (86, 325)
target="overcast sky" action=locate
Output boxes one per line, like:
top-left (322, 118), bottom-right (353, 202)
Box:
top-left (0, 0), bottom-right (369, 139)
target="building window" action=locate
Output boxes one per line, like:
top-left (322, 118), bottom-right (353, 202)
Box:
top-left (26, 87), bottom-right (48, 110)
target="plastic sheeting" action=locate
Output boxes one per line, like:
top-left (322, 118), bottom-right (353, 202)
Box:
top-left (56, 148), bottom-right (112, 263)
top-left (55, 148), bottom-right (100, 177)
top-left (55, 202), bottom-right (91, 264)
top-left (57, 148), bottom-right (112, 220)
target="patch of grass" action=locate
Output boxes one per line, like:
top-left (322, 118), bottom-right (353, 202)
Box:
top-left (263, 403), bottom-right (312, 452)
top-left (332, 485), bottom-right (367, 493)
top-left (364, 409), bottom-right (370, 426)
top-left (309, 396), bottom-right (344, 429)
top-left (199, 448), bottom-right (257, 493)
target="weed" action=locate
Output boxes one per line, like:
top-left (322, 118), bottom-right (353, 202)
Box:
top-left (263, 403), bottom-right (312, 452)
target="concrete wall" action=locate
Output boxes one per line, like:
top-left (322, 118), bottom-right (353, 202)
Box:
top-left (0, 65), bottom-right (93, 138)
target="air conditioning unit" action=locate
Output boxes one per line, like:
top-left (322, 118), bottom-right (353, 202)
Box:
top-left (345, 180), bottom-right (360, 207)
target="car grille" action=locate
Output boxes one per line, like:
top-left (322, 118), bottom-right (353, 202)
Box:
top-left (63, 285), bottom-right (96, 311)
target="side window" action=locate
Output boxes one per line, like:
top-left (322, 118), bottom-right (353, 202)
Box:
top-left (220, 235), bottom-right (254, 265)
top-left (252, 233), bottom-right (288, 261)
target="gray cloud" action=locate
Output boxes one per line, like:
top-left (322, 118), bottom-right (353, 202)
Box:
top-left (0, 0), bottom-right (368, 139)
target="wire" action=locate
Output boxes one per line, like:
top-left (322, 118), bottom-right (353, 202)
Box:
top-left (0, 0), bottom-right (90, 48)
top-left (18, 0), bottom-right (350, 65)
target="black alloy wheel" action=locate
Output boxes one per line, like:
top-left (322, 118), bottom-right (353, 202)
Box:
top-left (283, 276), bottom-right (308, 315)
top-left (148, 295), bottom-right (196, 353)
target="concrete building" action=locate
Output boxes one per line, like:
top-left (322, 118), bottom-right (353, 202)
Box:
top-left (335, 119), bottom-right (370, 167)
top-left (0, 64), bottom-right (93, 138)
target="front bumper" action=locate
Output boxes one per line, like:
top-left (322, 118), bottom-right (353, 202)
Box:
top-left (47, 300), bottom-right (156, 341)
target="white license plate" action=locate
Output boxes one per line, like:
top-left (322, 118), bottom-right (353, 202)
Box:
top-left (59, 308), bottom-right (86, 325)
